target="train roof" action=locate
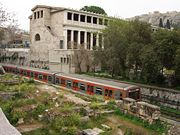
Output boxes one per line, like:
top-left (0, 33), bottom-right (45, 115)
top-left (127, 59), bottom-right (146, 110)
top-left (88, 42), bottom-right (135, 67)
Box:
top-left (56, 73), bottom-right (139, 90)
top-left (2, 64), bottom-right (56, 74)
top-left (1, 64), bottom-right (139, 90)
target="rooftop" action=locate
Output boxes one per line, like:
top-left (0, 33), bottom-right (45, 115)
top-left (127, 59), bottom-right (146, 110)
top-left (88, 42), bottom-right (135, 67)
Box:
top-left (31, 5), bottom-right (108, 17)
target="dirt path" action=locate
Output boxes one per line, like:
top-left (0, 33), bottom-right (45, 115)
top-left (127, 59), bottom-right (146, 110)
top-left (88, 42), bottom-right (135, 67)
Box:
top-left (64, 93), bottom-right (90, 106)
top-left (36, 85), bottom-right (58, 94)
top-left (16, 123), bottom-right (43, 133)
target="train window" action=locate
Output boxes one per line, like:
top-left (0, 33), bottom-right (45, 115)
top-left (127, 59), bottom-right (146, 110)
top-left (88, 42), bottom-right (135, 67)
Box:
top-left (48, 76), bottom-right (52, 82)
top-left (55, 78), bottom-right (60, 84)
top-left (96, 87), bottom-right (102, 95)
top-left (87, 85), bottom-right (94, 93)
top-left (67, 80), bottom-right (72, 87)
top-left (80, 84), bottom-right (85, 91)
top-left (73, 82), bottom-right (78, 88)
top-left (61, 79), bottom-right (66, 85)
top-left (38, 74), bottom-right (43, 80)
top-left (30, 72), bottom-right (34, 77)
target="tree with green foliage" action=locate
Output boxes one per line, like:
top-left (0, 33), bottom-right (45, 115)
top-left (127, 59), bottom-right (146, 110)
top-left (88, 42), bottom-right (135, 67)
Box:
top-left (159, 18), bottom-right (163, 28)
top-left (166, 19), bottom-right (171, 29)
top-left (94, 17), bottom-right (180, 86)
top-left (140, 45), bottom-right (162, 84)
top-left (175, 47), bottom-right (180, 85)
top-left (80, 6), bottom-right (107, 15)
top-left (127, 20), bottom-right (152, 79)
top-left (153, 29), bottom-right (179, 72)
top-left (100, 19), bottom-right (129, 77)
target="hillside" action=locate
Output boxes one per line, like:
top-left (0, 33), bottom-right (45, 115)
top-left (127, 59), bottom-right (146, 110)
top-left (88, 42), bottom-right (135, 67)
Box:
top-left (128, 11), bottom-right (180, 28)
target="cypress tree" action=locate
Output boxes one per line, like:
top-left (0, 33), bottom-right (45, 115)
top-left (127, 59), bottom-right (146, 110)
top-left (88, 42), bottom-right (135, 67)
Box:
top-left (159, 18), bottom-right (163, 28)
top-left (166, 19), bottom-right (171, 29)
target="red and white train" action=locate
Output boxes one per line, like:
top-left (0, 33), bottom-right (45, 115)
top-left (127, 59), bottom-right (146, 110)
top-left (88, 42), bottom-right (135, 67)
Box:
top-left (1, 64), bottom-right (141, 100)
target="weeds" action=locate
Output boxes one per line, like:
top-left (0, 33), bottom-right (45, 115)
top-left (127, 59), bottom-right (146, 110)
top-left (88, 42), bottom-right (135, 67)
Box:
top-left (115, 109), bottom-right (168, 134)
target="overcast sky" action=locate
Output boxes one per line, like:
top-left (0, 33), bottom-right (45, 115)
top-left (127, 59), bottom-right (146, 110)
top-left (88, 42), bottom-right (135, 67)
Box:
top-left (1, 0), bottom-right (180, 31)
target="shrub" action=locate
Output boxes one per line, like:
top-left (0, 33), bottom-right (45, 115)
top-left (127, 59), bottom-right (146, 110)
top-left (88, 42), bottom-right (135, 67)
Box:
top-left (11, 110), bottom-right (27, 125)
top-left (51, 113), bottom-right (80, 131)
top-left (31, 104), bottom-right (47, 119)
top-left (0, 83), bottom-right (6, 91)
top-left (60, 103), bottom-right (74, 113)
top-left (60, 126), bottom-right (77, 135)
top-left (13, 99), bottom-right (37, 108)
top-left (106, 99), bottom-right (116, 110)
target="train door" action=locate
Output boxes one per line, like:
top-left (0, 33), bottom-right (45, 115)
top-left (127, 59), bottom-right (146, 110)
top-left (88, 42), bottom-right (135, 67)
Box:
top-left (55, 77), bottom-right (60, 84)
top-left (87, 83), bottom-right (94, 95)
top-left (43, 74), bottom-right (47, 82)
top-left (73, 81), bottom-right (79, 91)
top-left (34, 72), bottom-right (38, 79)
top-left (104, 87), bottom-right (114, 99)
top-left (26, 71), bottom-right (30, 77)
top-left (48, 75), bottom-right (53, 83)
top-left (60, 77), bottom-right (66, 87)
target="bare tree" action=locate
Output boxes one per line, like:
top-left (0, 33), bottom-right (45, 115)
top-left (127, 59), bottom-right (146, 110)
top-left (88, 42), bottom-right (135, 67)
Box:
top-left (0, 3), bottom-right (19, 46)
top-left (73, 43), bottom-right (94, 73)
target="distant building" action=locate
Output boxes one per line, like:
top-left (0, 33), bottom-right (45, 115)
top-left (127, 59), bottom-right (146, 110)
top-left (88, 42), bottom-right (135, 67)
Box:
top-left (10, 33), bottom-right (30, 48)
top-left (29, 5), bottom-right (107, 73)
top-left (0, 27), bottom-right (30, 48)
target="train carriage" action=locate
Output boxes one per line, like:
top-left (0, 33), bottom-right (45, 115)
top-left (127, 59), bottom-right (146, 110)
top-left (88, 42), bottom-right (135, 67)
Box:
top-left (1, 64), bottom-right (141, 100)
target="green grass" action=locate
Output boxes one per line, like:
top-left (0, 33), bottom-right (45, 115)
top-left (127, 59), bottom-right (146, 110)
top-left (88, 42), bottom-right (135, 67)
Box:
top-left (22, 128), bottom-right (49, 135)
top-left (160, 105), bottom-right (180, 120)
top-left (79, 115), bottom-right (107, 130)
top-left (114, 109), bottom-right (168, 134)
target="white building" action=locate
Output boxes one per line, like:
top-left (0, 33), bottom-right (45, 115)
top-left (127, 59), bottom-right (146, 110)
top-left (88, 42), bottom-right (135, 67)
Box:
top-left (29, 5), bottom-right (108, 73)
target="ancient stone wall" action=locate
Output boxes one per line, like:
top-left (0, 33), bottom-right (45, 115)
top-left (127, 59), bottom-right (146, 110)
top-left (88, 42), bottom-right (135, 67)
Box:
top-left (140, 85), bottom-right (180, 109)
top-left (116, 98), bottom-right (161, 124)
top-left (0, 48), bottom-right (30, 66)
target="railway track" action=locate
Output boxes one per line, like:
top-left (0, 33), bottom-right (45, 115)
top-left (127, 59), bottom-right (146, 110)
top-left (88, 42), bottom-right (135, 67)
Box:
top-left (141, 94), bottom-right (180, 124)
top-left (160, 116), bottom-right (180, 126)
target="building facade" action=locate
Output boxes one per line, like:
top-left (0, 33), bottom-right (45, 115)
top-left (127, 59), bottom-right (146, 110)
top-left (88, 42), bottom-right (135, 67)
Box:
top-left (29, 5), bottom-right (107, 73)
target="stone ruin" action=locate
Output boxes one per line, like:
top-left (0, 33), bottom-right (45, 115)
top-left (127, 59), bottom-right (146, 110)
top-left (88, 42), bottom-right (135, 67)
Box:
top-left (0, 65), bottom-right (5, 74)
top-left (116, 98), bottom-right (161, 124)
